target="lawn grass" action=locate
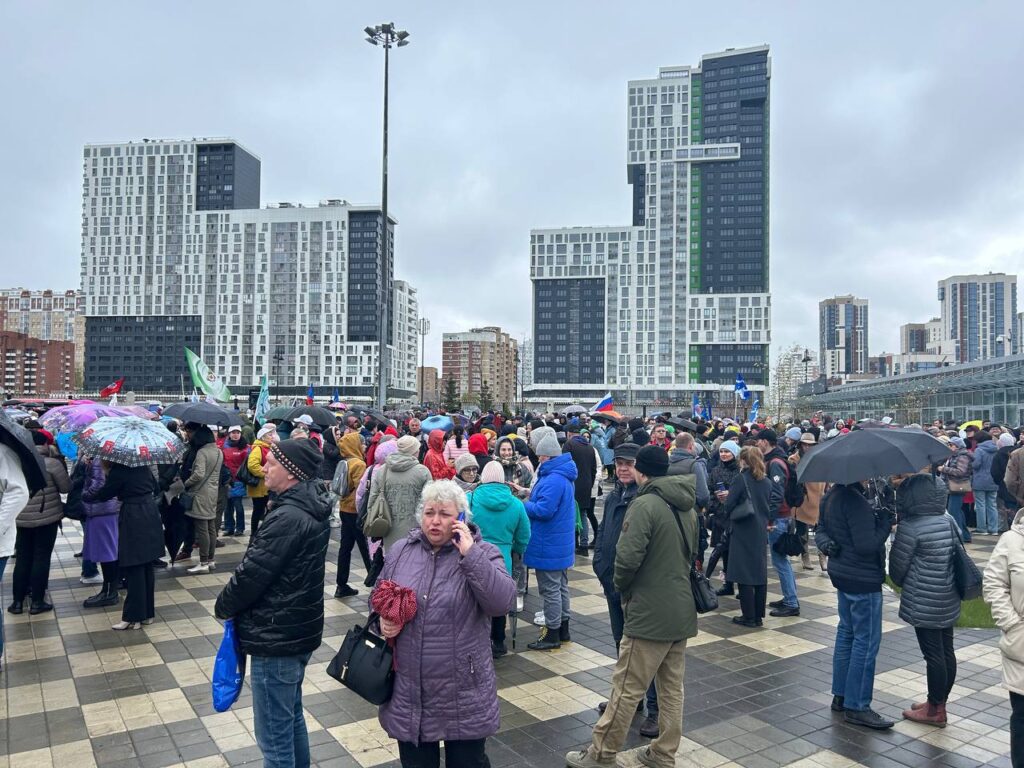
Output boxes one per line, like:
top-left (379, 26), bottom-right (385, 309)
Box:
top-left (884, 576), bottom-right (995, 629)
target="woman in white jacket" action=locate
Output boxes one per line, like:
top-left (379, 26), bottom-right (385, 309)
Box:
top-left (0, 443), bottom-right (31, 671)
top-left (983, 507), bottom-right (1024, 766)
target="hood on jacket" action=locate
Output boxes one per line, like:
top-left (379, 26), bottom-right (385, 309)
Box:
top-left (529, 425), bottom-right (556, 450)
top-left (188, 425), bottom-right (216, 449)
top-left (338, 432), bottom-right (364, 461)
top-left (537, 451), bottom-right (579, 482)
top-left (386, 452), bottom-right (421, 473)
top-left (637, 473), bottom-right (697, 512)
top-left (668, 449), bottom-right (699, 465)
top-left (470, 481), bottom-right (515, 511)
top-left (896, 473), bottom-right (947, 517)
top-left (468, 433), bottom-right (489, 456)
top-left (428, 429), bottom-right (446, 451)
top-left (276, 479), bottom-right (333, 522)
top-left (494, 436), bottom-right (517, 460)
top-left (1013, 507), bottom-right (1024, 530)
top-left (976, 440), bottom-right (998, 456)
top-left (374, 440), bottom-right (399, 466)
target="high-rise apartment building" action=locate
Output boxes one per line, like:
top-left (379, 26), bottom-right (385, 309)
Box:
top-left (81, 138), bottom-right (415, 399)
top-left (519, 337), bottom-right (533, 390)
top-left (417, 366), bottom-right (439, 404)
top-left (528, 46), bottom-right (771, 406)
top-left (392, 281), bottom-right (418, 396)
top-left (938, 273), bottom-right (1017, 363)
top-left (819, 295), bottom-right (869, 378)
top-left (1, 331), bottom-right (75, 397)
top-left (900, 318), bottom-right (942, 355)
top-left (0, 289), bottom-right (85, 381)
top-left (442, 327), bottom-right (518, 408)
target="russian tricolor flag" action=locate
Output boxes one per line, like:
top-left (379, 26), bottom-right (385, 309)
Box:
top-left (591, 392), bottom-right (614, 412)
top-left (306, 383), bottom-right (315, 406)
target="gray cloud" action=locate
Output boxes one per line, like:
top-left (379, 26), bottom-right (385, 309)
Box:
top-left (3, 1), bottom-right (1024, 371)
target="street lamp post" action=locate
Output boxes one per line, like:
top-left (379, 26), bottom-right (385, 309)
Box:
top-left (365, 22), bottom-right (410, 409)
top-left (417, 317), bottom-right (430, 405)
top-left (801, 347), bottom-right (812, 383)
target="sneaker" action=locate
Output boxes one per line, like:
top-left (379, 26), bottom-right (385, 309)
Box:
top-left (186, 563), bottom-right (210, 575)
top-left (831, 695), bottom-right (845, 712)
top-left (334, 585), bottom-right (358, 599)
top-left (533, 610), bottom-right (546, 625)
top-left (769, 605), bottom-right (800, 618)
top-left (215, 539), bottom-right (225, 548)
top-left (29, 601), bottom-right (54, 615)
top-left (768, 599), bottom-right (786, 609)
top-left (527, 626), bottom-right (561, 651)
top-left (173, 552), bottom-right (193, 563)
top-left (638, 716), bottom-right (659, 738)
top-left (233, 529), bottom-right (245, 536)
top-left (80, 574), bottom-right (104, 585)
top-left (731, 616), bottom-right (763, 628)
top-left (844, 708), bottom-right (895, 730)
top-left (565, 749), bottom-right (615, 768)
top-left (491, 641), bottom-right (508, 659)
top-left (616, 746), bottom-right (658, 768)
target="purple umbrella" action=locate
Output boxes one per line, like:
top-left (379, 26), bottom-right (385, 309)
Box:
top-left (40, 404), bottom-right (136, 434)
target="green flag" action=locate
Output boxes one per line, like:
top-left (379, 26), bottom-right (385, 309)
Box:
top-left (184, 347), bottom-right (232, 402)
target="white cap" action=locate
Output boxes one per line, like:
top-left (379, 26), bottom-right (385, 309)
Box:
top-left (293, 414), bottom-right (314, 426)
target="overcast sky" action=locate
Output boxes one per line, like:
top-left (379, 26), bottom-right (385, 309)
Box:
top-left (4, 2), bottom-right (1024, 369)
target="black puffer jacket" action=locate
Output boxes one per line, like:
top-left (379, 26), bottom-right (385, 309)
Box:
top-left (890, 474), bottom-right (960, 628)
top-left (816, 484), bottom-right (892, 594)
top-left (215, 480), bottom-right (332, 656)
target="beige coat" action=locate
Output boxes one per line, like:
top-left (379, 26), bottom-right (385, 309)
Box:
top-left (184, 442), bottom-right (222, 520)
top-left (789, 452), bottom-right (825, 526)
top-left (983, 508), bottom-right (1024, 695)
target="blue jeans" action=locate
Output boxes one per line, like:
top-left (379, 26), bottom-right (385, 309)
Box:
top-left (768, 518), bottom-right (799, 609)
top-left (604, 587), bottom-right (658, 716)
top-left (251, 652), bottom-right (313, 768)
top-left (974, 490), bottom-right (999, 535)
top-left (832, 590), bottom-right (882, 712)
top-left (224, 497), bottom-right (246, 533)
top-left (947, 493), bottom-right (971, 542)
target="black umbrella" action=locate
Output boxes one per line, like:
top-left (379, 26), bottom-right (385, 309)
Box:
top-left (163, 401), bottom-right (242, 427)
top-left (796, 428), bottom-right (951, 485)
top-left (285, 405), bottom-right (337, 429)
top-left (666, 418), bottom-right (699, 433)
top-left (0, 409), bottom-right (48, 494)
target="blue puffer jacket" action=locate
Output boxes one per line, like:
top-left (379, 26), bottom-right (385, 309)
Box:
top-left (523, 452), bottom-right (578, 571)
top-left (972, 440), bottom-right (999, 491)
top-left (890, 474), bottom-right (961, 629)
top-left (591, 425), bottom-right (614, 467)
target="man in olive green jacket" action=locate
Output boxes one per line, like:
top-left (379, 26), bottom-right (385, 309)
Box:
top-left (567, 446), bottom-right (698, 768)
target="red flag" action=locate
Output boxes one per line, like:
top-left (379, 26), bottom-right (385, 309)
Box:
top-left (99, 378), bottom-right (124, 398)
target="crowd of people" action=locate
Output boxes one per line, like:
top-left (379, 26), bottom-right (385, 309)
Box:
top-left (3, 404), bottom-right (1024, 767)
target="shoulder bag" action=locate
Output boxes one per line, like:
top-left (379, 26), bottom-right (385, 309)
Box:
top-left (363, 466), bottom-right (393, 538)
top-left (945, 455), bottom-right (971, 494)
top-left (669, 504), bottom-right (718, 613)
top-left (326, 611), bottom-right (394, 704)
top-left (236, 448), bottom-right (262, 487)
top-left (948, 517), bottom-right (983, 599)
top-left (729, 474), bottom-right (756, 522)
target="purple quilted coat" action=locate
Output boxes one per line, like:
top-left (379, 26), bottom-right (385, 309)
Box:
top-left (373, 525), bottom-right (516, 745)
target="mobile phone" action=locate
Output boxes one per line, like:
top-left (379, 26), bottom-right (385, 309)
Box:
top-left (454, 511), bottom-right (466, 542)
top-left (715, 482), bottom-right (726, 492)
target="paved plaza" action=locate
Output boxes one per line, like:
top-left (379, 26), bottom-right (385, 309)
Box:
top-left (0, 511), bottom-right (1015, 768)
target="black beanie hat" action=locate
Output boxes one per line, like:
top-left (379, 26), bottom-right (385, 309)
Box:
top-left (529, 418), bottom-right (545, 431)
top-left (635, 445), bottom-right (669, 478)
top-left (757, 428), bottom-right (778, 445)
top-left (270, 439), bottom-right (323, 482)
top-left (627, 417), bottom-right (645, 433)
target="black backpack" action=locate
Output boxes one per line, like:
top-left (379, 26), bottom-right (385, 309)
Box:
top-left (771, 457), bottom-right (805, 510)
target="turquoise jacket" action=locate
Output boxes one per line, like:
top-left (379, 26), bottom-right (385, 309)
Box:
top-left (468, 483), bottom-right (531, 575)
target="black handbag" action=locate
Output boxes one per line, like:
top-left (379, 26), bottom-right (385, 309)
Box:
top-left (236, 456), bottom-right (261, 487)
top-left (772, 519), bottom-right (805, 557)
top-left (326, 612), bottom-right (394, 705)
top-left (948, 519), bottom-right (983, 600)
top-left (669, 505), bottom-right (718, 613)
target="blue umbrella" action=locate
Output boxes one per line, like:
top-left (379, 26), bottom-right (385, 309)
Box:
top-left (56, 431), bottom-right (79, 461)
top-left (420, 415), bottom-right (453, 433)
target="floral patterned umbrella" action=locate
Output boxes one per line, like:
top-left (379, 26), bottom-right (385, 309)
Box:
top-left (72, 416), bottom-right (186, 467)
top-left (40, 404), bottom-right (138, 434)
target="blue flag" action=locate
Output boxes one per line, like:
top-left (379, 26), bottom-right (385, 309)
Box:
top-left (749, 398), bottom-right (760, 423)
top-left (332, 387), bottom-right (340, 403)
top-left (735, 373), bottom-right (751, 401)
top-left (705, 395), bottom-right (713, 421)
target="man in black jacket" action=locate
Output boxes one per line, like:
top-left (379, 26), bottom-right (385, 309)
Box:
top-left (215, 440), bottom-right (331, 766)
top-left (816, 483), bottom-right (895, 731)
top-left (563, 421), bottom-right (598, 554)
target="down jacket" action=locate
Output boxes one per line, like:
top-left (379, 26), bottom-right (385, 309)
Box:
top-left (984, 508), bottom-right (1024, 695)
top-left (889, 474), bottom-right (960, 629)
top-left (215, 480), bottom-right (332, 656)
top-left (816, 484), bottom-right (892, 594)
top-left (971, 439), bottom-right (999, 492)
top-left (523, 452), bottom-right (578, 571)
top-left (373, 526), bottom-right (515, 745)
top-left (18, 445), bottom-right (71, 528)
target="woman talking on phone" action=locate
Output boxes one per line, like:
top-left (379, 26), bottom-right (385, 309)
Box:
top-left (371, 480), bottom-right (516, 767)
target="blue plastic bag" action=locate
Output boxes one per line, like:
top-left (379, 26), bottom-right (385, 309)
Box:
top-left (212, 619), bottom-right (245, 712)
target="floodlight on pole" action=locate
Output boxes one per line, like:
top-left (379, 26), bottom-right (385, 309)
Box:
top-left (364, 21), bottom-right (410, 409)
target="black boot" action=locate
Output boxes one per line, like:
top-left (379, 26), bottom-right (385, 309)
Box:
top-left (559, 618), bottom-right (572, 643)
top-left (527, 626), bottom-right (561, 651)
top-left (84, 584), bottom-right (119, 608)
top-left (29, 600), bottom-right (53, 615)
top-left (7, 600), bottom-right (23, 615)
